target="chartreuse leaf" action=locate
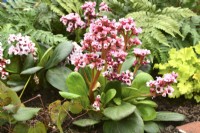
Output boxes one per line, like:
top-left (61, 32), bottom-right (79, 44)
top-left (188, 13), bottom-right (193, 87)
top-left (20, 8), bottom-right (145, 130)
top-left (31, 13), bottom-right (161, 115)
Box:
top-left (69, 101), bottom-right (83, 114)
top-left (103, 102), bottom-right (136, 121)
top-left (13, 107), bottom-right (41, 121)
top-left (137, 105), bottom-right (156, 121)
top-left (154, 111), bottom-right (185, 121)
top-left (194, 43), bottom-right (200, 54)
top-left (59, 92), bottom-right (81, 99)
top-left (46, 66), bottom-right (72, 91)
top-left (132, 72), bottom-right (153, 94)
top-left (20, 66), bottom-right (43, 75)
top-left (45, 41), bottom-right (73, 69)
top-left (73, 119), bottom-right (100, 127)
top-left (66, 72), bottom-right (88, 96)
top-left (13, 123), bottom-right (29, 133)
top-left (144, 121), bottom-right (160, 133)
top-left (28, 122), bottom-right (46, 133)
top-left (103, 110), bottom-right (144, 133)
top-left (48, 100), bottom-right (69, 133)
top-left (38, 46), bottom-right (53, 67)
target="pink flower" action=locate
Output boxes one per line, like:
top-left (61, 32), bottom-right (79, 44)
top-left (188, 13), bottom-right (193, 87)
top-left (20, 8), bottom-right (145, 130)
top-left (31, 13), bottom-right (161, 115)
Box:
top-left (146, 72), bottom-right (178, 97)
top-left (60, 13), bottom-right (85, 32)
top-left (99, 2), bottom-right (110, 11)
top-left (92, 95), bottom-right (101, 111)
top-left (133, 48), bottom-right (151, 57)
top-left (81, 1), bottom-right (96, 20)
top-left (0, 43), bottom-right (10, 80)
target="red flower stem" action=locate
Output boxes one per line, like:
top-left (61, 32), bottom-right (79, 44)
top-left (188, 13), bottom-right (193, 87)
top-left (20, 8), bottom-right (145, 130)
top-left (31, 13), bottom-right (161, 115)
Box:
top-left (89, 70), bottom-right (101, 102)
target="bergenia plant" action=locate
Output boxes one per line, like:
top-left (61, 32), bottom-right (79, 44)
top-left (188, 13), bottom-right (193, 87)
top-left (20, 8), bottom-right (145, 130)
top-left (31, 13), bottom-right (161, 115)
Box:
top-left (55, 1), bottom-right (184, 133)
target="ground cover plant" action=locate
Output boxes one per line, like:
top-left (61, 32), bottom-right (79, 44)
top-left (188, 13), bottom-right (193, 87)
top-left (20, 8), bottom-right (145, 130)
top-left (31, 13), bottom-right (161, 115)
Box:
top-left (0, 0), bottom-right (199, 133)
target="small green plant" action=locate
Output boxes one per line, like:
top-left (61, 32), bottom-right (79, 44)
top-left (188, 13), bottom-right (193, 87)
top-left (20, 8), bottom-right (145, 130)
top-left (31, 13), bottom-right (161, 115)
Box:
top-left (155, 42), bottom-right (200, 102)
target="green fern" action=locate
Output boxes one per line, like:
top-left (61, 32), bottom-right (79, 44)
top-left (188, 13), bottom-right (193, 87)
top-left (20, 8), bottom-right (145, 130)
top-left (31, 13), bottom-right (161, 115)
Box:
top-left (104, 0), bottom-right (196, 62)
top-left (42, 0), bottom-right (83, 16)
top-left (26, 29), bottom-right (67, 46)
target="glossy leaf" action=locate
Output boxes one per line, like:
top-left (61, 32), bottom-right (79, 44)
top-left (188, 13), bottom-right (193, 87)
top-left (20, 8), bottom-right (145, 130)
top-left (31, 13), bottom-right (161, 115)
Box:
top-left (132, 72), bottom-right (153, 94)
top-left (104, 89), bottom-right (116, 105)
top-left (46, 66), bottom-right (72, 91)
top-left (73, 119), bottom-right (100, 127)
top-left (59, 91), bottom-right (81, 99)
top-left (144, 121), bottom-right (160, 133)
top-left (103, 102), bottom-right (136, 121)
top-left (154, 111), bottom-right (185, 121)
top-left (45, 41), bottom-right (73, 69)
top-left (66, 72), bottom-right (88, 96)
top-left (136, 100), bottom-right (158, 108)
top-left (23, 54), bottom-right (35, 70)
top-left (103, 111), bottom-right (144, 133)
top-left (13, 107), bottom-right (41, 121)
top-left (137, 105), bottom-right (157, 121)
top-left (38, 46), bottom-right (53, 67)
top-left (6, 56), bottom-right (21, 73)
top-left (20, 66), bottom-right (43, 75)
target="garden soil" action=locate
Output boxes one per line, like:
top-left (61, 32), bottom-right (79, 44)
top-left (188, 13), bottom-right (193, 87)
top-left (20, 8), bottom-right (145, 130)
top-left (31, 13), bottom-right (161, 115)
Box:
top-left (154, 96), bottom-right (200, 133)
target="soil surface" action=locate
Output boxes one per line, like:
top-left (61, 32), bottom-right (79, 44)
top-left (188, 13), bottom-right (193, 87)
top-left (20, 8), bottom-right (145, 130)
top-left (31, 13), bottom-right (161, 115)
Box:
top-left (154, 96), bottom-right (200, 133)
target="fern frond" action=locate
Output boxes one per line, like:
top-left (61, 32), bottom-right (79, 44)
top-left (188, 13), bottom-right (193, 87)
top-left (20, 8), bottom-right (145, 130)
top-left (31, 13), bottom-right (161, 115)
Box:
top-left (131, 0), bottom-right (157, 12)
top-left (161, 7), bottom-right (196, 20)
top-left (26, 29), bottom-right (67, 46)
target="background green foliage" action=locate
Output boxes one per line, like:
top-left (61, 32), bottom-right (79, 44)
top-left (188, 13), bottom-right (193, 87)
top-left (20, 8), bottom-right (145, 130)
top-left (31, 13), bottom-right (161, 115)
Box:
top-left (103, 0), bottom-right (197, 63)
top-left (155, 42), bottom-right (200, 102)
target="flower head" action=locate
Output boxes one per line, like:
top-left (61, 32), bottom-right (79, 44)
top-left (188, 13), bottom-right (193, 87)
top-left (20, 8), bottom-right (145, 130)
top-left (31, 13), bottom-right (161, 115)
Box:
top-left (99, 2), bottom-right (110, 11)
top-left (60, 13), bottom-right (85, 32)
top-left (8, 34), bottom-right (37, 58)
top-left (81, 1), bottom-right (96, 21)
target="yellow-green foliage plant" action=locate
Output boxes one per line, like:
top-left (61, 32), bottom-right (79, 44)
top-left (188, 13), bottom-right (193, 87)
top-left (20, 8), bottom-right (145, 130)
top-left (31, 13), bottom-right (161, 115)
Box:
top-left (154, 42), bottom-right (200, 102)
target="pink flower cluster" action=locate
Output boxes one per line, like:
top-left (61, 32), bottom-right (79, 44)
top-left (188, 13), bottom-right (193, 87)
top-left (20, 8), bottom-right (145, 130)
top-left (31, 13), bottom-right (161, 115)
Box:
top-left (60, 13), bottom-right (85, 32)
top-left (133, 48), bottom-right (151, 66)
top-left (92, 95), bottom-right (101, 111)
top-left (146, 72), bottom-right (178, 97)
top-left (99, 2), bottom-right (110, 11)
top-left (0, 43), bottom-right (10, 80)
top-left (81, 1), bottom-right (96, 20)
top-left (8, 34), bottom-right (37, 58)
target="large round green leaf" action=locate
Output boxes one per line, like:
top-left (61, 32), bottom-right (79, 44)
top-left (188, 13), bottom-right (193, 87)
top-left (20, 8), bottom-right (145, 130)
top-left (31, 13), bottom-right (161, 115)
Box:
top-left (103, 102), bottom-right (136, 121)
top-left (137, 105), bottom-right (156, 121)
top-left (103, 111), bottom-right (144, 133)
top-left (144, 121), bottom-right (160, 133)
top-left (45, 41), bottom-right (73, 69)
top-left (6, 56), bottom-right (21, 73)
top-left (131, 72), bottom-right (153, 94)
top-left (22, 54), bottom-right (35, 70)
top-left (66, 72), bottom-right (88, 96)
top-left (59, 91), bottom-right (81, 99)
top-left (46, 66), bottom-right (72, 91)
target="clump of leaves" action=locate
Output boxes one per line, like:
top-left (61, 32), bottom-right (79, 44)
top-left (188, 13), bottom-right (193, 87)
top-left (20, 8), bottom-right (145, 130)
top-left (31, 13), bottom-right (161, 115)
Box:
top-left (155, 42), bottom-right (200, 102)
